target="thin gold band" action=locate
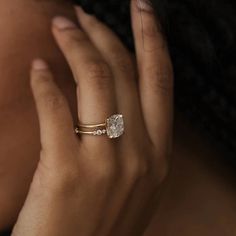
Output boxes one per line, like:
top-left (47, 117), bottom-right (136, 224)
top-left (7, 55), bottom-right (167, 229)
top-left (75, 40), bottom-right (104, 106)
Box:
top-left (76, 130), bottom-right (99, 135)
top-left (75, 126), bottom-right (107, 136)
top-left (78, 122), bottom-right (106, 128)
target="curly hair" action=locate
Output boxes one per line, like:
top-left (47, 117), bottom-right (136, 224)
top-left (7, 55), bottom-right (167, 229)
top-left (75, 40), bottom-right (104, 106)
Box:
top-left (74, 0), bottom-right (236, 161)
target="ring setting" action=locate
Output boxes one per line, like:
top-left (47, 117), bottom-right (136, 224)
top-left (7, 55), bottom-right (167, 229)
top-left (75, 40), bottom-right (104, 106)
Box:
top-left (75, 114), bottom-right (125, 139)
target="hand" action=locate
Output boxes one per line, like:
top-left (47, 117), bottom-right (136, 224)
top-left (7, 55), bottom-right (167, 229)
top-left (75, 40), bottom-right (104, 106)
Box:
top-left (12, 1), bottom-right (173, 235)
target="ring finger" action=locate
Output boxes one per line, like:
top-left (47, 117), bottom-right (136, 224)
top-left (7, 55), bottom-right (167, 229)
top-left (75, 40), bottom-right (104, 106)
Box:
top-left (52, 16), bottom-right (117, 145)
top-left (75, 7), bottom-right (147, 145)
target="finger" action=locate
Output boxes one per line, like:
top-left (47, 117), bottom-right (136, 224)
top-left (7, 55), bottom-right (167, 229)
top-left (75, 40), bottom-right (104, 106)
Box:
top-left (30, 59), bottom-right (79, 156)
top-left (131, 0), bottom-right (174, 150)
top-left (51, 16), bottom-right (117, 144)
top-left (75, 6), bottom-right (147, 144)
top-left (72, 9), bottom-right (152, 235)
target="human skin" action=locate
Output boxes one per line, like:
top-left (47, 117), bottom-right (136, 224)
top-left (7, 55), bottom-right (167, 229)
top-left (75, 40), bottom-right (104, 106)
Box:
top-left (1, 0), bottom-right (236, 235)
top-left (9, 0), bottom-right (173, 234)
top-left (0, 0), bottom-right (78, 230)
top-left (144, 114), bottom-right (236, 236)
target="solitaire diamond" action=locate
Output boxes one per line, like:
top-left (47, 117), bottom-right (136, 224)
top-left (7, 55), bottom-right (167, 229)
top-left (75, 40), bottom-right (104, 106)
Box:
top-left (106, 114), bottom-right (124, 139)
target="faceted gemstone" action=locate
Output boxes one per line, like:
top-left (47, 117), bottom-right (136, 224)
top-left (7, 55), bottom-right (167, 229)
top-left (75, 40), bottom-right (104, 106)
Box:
top-left (106, 114), bottom-right (124, 138)
top-left (97, 130), bottom-right (103, 135)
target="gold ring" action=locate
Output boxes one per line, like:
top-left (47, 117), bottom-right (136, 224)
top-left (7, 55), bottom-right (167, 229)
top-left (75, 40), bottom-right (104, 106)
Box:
top-left (75, 114), bottom-right (125, 139)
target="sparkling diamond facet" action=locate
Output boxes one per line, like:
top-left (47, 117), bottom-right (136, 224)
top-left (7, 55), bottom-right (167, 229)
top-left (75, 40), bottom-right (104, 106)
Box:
top-left (97, 130), bottom-right (103, 135)
top-left (106, 114), bottom-right (124, 138)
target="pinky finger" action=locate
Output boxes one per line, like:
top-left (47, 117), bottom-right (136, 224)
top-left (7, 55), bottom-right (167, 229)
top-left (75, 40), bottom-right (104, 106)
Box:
top-left (30, 59), bottom-right (78, 157)
top-left (131, 0), bottom-right (174, 151)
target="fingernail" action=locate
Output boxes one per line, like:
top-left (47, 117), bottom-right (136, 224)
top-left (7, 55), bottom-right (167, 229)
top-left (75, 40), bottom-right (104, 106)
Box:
top-left (74, 6), bottom-right (83, 14)
top-left (32, 59), bottom-right (48, 70)
top-left (52, 16), bottom-right (77, 30)
top-left (137, 0), bottom-right (153, 12)
top-left (75, 5), bottom-right (92, 17)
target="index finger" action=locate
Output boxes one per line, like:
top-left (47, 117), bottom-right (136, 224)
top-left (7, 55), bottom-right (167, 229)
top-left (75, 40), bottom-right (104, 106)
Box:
top-left (30, 59), bottom-right (78, 156)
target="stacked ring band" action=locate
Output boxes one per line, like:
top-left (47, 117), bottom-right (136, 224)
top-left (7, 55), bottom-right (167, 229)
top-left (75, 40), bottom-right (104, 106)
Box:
top-left (75, 114), bottom-right (125, 139)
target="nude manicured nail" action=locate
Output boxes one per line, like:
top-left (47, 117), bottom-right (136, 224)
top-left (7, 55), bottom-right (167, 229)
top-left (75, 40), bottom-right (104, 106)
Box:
top-left (75, 5), bottom-right (93, 19)
top-left (32, 59), bottom-right (48, 70)
top-left (137, 0), bottom-right (153, 12)
top-left (53, 16), bottom-right (77, 30)
top-left (75, 6), bottom-right (83, 14)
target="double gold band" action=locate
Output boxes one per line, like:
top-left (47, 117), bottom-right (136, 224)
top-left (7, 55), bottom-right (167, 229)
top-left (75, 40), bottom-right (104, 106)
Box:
top-left (75, 121), bottom-right (107, 136)
top-left (74, 114), bottom-right (125, 139)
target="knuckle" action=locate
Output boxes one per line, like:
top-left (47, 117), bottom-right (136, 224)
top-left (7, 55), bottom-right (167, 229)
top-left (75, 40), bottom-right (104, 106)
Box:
top-left (145, 63), bottom-right (174, 95)
top-left (143, 22), bottom-right (159, 38)
top-left (90, 160), bottom-right (117, 185)
top-left (84, 60), bottom-right (113, 89)
top-left (43, 92), bottom-right (65, 111)
top-left (33, 71), bottom-right (52, 84)
top-left (111, 51), bottom-right (134, 75)
top-left (62, 30), bottom-right (88, 51)
top-left (86, 61), bottom-right (111, 79)
top-left (34, 74), bottom-right (67, 111)
top-left (124, 157), bottom-right (149, 182)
